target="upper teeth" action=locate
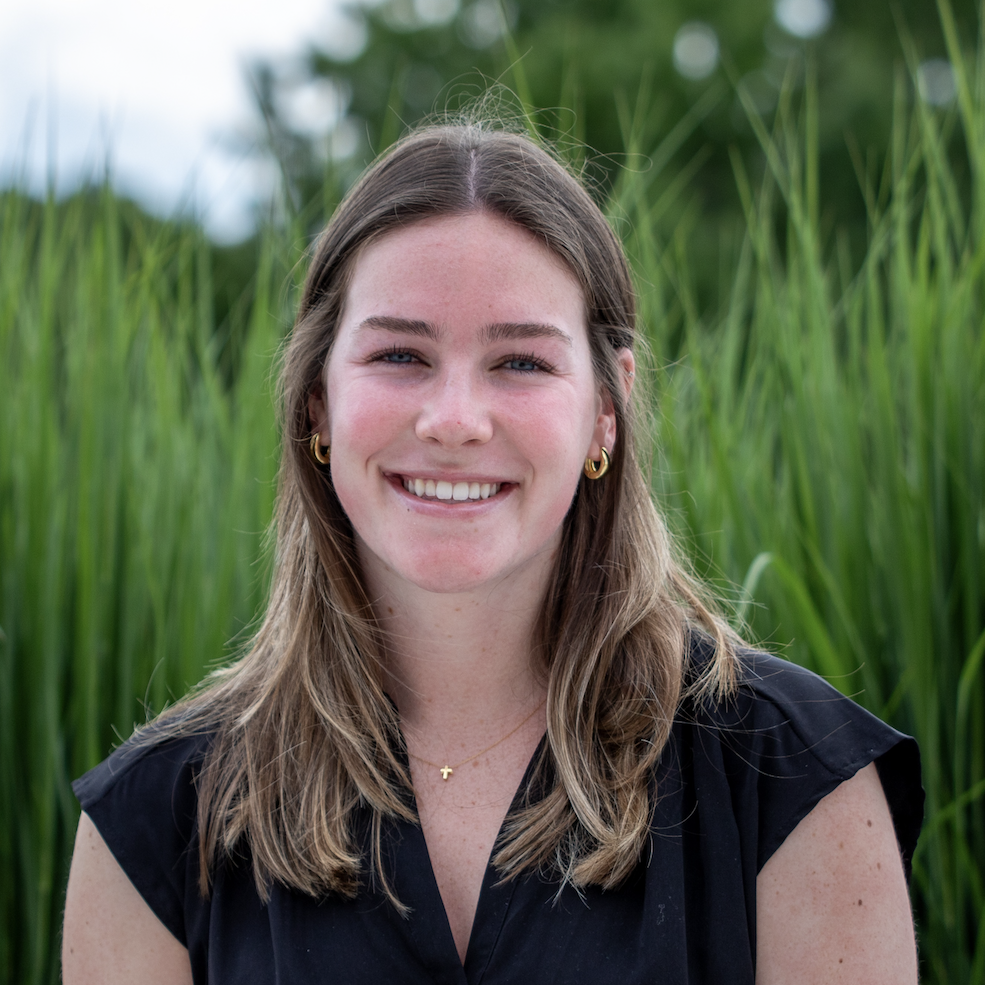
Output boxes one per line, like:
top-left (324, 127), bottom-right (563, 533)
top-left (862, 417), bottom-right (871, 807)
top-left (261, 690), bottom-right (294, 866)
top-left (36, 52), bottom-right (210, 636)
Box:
top-left (402, 478), bottom-right (501, 501)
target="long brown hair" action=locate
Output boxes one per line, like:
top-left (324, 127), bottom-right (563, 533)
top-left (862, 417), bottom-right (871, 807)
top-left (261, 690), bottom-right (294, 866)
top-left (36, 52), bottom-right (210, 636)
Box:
top-left (151, 122), bottom-right (738, 903)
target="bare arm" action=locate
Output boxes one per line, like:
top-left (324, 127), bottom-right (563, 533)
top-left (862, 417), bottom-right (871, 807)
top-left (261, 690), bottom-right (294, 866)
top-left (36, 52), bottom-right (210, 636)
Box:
top-left (756, 762), bottom-right (917, 984)
top-left (62, 812), bottom-right (193, 985)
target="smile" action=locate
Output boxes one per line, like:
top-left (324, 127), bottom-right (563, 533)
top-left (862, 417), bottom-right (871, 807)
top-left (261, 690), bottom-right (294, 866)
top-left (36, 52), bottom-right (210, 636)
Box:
top-left (400, 477), bottom-right (502, 501)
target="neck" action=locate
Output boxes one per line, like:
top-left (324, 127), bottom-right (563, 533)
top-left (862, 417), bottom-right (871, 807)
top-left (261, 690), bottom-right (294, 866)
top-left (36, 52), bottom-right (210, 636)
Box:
top-left (360, 552), bottom-right (552, 733)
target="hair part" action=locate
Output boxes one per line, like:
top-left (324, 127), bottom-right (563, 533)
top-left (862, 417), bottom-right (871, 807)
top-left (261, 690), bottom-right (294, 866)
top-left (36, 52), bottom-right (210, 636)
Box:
top-left (146, 122), bottom-right (739, 906)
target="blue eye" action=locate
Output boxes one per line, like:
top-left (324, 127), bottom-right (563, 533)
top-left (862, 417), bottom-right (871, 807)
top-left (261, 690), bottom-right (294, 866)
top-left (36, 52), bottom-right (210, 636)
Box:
top-left (382, 351), bottom-right (415, 363)
top-left (503, 357), bottom-right (545, 372)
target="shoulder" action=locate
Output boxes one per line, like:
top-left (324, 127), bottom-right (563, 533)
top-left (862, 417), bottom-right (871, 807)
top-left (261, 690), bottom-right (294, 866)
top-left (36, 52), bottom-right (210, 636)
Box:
top-left (756, 762), bottom-right (918, 982)
top-left (63, 812), bottom-right (195, 985)
top-left (683, 637), bottom-right (917, 782)
top-left (677, 637), bottom-right (923, 875)
top-left (73, 727), bottom-right (212, 825)
top-left (71, 727), bottom-right (214, 945)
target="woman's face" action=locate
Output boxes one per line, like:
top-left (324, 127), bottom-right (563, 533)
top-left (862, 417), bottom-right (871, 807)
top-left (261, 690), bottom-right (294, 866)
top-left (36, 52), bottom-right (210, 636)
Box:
top-left (309, 211), bottom-right (623, 597)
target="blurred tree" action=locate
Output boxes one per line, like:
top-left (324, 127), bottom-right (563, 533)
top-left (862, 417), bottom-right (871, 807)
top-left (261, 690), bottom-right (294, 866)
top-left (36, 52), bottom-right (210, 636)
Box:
top-left (249, 0), bottom-right (976, 322)
top-left (259, 0), bottom-right (973, 190)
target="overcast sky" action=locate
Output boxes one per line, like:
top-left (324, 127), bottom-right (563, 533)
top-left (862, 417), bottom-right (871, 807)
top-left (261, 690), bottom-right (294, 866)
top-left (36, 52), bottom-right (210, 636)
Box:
top-left (0, 0), bottom-right (349, 241)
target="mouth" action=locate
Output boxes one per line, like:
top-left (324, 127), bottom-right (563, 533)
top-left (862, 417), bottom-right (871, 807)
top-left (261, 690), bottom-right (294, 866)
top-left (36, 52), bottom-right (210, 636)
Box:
top-left (397, 476), bottom-right (504, 502)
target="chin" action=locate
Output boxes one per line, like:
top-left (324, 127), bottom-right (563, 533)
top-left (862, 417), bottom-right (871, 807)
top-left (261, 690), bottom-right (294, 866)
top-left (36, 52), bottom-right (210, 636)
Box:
top-left (356, 529), bottom-right (561, 599)
top-left (390, 554), bottom-right (503, 596)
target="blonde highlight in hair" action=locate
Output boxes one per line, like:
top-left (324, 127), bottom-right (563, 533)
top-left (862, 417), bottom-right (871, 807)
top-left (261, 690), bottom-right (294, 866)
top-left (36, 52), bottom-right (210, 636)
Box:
top-left (145, 122), bottom-right (739, 905)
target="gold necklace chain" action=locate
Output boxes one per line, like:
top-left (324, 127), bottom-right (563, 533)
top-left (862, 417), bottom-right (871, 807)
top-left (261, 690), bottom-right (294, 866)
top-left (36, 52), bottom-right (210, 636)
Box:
top-left (407, 700), bottom-right (546, 781)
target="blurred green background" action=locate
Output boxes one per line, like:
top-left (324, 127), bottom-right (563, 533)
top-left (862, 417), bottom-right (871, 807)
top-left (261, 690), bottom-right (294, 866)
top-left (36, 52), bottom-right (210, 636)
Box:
top-left (1, 0), bottom-right (983, 981)
top-left (254, 0), bottom-right (976, 281)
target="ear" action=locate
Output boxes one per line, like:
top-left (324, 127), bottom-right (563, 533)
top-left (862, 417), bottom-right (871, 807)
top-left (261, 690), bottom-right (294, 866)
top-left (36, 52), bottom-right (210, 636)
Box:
top-left (308, 381), bottom-right (329, 437)
top-left (588, 348), bottom-right (634, 459)
top-left (616, 347), bottom-right (636, 402)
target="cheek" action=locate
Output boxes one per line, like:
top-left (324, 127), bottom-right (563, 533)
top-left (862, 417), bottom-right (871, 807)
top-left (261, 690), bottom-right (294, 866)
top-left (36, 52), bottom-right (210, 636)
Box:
top-left (501, 399), bottom-right (594, 530)
top-left (327, 381), bottom-right (406, 453)
top-left (505, 390), bottom-right (597, 460)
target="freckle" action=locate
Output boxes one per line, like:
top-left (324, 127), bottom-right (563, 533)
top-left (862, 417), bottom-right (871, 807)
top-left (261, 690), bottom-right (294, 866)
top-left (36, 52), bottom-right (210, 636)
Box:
top-left (454, 607), bottom-right (461, 612)
top-left (858, 899), bottom-right (863, 906)
top-left (877, 862), bottom-right (881, 869)
top-left (867, 819), bottom-right (872, 827)
top-left (839, 841), bottom-right (844, 849)
top-left (388, 607), bottom-right (394, 615)
top-left (839, 958), bottom-right (844, 964)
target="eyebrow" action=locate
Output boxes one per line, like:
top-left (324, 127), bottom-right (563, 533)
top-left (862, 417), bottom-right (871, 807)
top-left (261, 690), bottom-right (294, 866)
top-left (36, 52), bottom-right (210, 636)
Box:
top-left (357, 315), bottom-right (439, 339)
top-left (357, 315), bottom-right (572, 347)
top-left (481, 322), bottom-right (573, 347)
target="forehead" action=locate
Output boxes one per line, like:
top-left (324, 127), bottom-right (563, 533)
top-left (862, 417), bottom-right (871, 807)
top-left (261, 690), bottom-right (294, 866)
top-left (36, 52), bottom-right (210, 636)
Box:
top-left (340, 212), bottom-right (587, 334)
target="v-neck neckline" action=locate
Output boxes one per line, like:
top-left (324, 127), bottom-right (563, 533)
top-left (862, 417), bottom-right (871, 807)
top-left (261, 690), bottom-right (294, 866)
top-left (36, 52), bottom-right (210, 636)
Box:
top-left (390, 733), bottom-right (548, 985)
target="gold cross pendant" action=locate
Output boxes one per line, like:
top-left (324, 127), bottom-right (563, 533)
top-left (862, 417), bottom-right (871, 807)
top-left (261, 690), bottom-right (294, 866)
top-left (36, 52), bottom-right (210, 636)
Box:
top-left (439, 765), bottom-right (454, 780)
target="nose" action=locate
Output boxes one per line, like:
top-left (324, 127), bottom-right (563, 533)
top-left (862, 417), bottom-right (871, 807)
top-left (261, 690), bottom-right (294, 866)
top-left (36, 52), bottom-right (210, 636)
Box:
top-left (415, 371), bottom-right (493, 447)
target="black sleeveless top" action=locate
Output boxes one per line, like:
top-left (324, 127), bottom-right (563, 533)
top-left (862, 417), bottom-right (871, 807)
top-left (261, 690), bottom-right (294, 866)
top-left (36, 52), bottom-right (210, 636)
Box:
top-left (74, 650), bottom-right (923, 984)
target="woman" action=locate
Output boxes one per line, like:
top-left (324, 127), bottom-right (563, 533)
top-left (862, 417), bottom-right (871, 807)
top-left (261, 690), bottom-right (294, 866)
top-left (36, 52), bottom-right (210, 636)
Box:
top-left (63, 123), bottom-right (922, 984)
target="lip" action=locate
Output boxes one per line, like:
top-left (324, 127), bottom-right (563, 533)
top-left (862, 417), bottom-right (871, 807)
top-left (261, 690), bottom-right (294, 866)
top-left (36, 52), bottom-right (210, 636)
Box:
top-left (385, 472), bottom-right (514, 509)
top-left (388, 469), bottom-right (510, 484)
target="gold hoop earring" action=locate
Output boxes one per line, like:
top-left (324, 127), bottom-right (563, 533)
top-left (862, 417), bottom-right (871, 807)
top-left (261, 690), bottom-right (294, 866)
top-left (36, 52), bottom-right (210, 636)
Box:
top-left (309, 432), bottom-right (330, 465)
top-left (584, 447), bottom-right (610, 480)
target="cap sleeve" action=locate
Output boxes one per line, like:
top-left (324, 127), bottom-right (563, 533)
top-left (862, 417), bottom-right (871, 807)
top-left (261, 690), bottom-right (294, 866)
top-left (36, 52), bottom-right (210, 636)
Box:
top-left (725, 650), bottom-right (923, 876)
top-left (72, 731), bottom-right (209, 945)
